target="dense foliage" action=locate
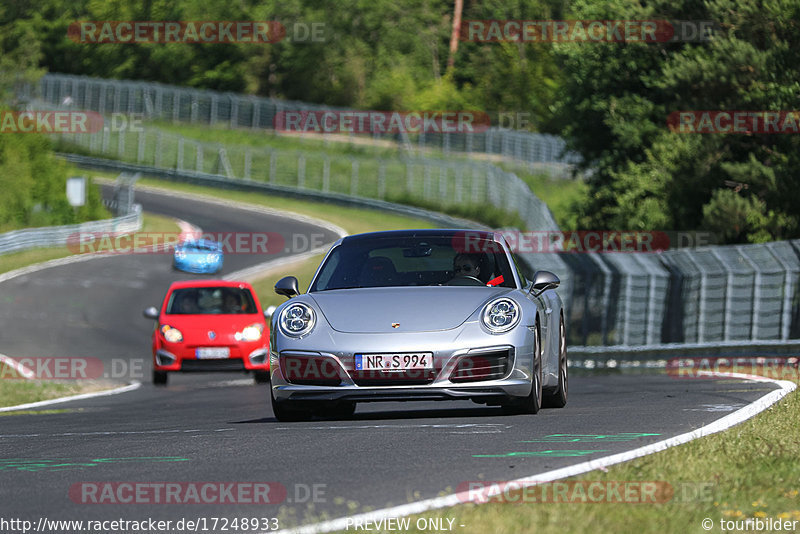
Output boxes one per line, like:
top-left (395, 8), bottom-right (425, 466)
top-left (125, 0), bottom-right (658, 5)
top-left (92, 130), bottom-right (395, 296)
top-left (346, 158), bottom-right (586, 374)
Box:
top-left (554, 0), bottom-right (800, 242)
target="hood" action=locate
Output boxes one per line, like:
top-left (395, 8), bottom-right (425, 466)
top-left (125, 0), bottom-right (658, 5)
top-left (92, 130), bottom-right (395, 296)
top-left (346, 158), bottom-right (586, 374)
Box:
top-left (308, 286), bottom-right (512, 333)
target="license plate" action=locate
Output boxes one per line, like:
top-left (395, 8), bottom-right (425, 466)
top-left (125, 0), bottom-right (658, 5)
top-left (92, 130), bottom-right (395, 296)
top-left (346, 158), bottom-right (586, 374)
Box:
top-left (196, 347), bottom-right (230, 359)
top-left (354, 353), bottom-right (433, 371)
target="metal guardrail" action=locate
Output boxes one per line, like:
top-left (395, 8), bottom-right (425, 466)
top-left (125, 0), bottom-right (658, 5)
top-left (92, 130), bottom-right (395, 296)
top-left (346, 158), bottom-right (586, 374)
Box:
top-left (45, 112), bottom-right (560, 234)
top-left (60, 153), bottom-right (489, 231)
top-left (0, 206), bottom-right (142, 256)
top-left (26, 72), bottom-right (582, 178)
top-left (569, 340), bottom-right (800, 369)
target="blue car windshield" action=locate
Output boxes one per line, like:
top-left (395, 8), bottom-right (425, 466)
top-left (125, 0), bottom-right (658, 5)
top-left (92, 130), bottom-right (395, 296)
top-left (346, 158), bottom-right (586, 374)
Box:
top-left (166, 287), bottom-right (257, 314)
top-left (179, 241), bottom-right (219, 252)
top-left (310, 236), bottom-right (516, 291)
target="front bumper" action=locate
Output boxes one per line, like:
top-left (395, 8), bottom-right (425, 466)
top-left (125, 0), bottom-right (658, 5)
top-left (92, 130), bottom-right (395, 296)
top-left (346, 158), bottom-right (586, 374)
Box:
top-left (154, 346), bottom-right (269, 372)
top-left (270, 321), bottom-right (536, 403)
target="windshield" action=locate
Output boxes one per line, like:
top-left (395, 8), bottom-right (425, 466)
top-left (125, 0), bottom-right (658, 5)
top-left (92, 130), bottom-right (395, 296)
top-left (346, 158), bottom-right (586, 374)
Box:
top-left (309, 236), bottom-right (516, 291)
top-left (165, 287), bottom-right (257, 315)
top-left (178, 241), bottom-right (219, 252)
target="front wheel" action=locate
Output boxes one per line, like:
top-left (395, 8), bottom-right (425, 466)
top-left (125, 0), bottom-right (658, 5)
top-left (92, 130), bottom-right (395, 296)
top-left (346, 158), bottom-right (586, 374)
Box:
top-left (152, 370), bottom-right (168, 386)
top-left (543, 314), bottom-right (568, 408)
top-left (503, 323), bottom-right (542, 415)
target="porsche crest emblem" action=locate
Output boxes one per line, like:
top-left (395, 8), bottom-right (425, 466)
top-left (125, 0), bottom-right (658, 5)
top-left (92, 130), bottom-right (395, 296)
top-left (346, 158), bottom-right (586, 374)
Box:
top-left (391, 323), bottom-right (400, 328)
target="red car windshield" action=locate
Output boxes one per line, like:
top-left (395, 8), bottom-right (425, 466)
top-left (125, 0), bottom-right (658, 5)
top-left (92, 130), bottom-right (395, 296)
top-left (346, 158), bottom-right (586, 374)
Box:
top-left (166, 287), bottom-right (257, 315)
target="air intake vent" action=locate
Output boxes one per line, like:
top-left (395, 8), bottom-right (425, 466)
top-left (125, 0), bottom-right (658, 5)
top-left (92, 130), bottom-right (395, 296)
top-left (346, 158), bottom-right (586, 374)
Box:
top-left (450, 349), bottom-right (511, 382)
top-left (282, 355), bottom-right (344, 386)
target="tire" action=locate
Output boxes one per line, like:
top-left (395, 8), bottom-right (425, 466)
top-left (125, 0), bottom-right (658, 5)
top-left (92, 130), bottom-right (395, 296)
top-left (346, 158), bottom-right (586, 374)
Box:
top-left (253, 371), bottom-right (270, 384)
top-left (270, 387), bottom-right (314, 422)
top-left (543, 314), bottom-right (568, 408)
top-left (503, 322), bottom-right (542, 415)
top-left (152, 370), bottom-right (168, 386)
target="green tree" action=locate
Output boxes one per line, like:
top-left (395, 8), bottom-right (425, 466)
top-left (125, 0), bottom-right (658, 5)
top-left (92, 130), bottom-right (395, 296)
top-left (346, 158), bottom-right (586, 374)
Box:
top-left (552, 0), bottom-right (800, 242)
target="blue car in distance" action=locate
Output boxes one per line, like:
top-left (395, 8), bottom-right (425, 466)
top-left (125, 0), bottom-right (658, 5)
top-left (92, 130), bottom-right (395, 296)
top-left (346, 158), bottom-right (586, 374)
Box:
top-left (173, 238), bottom-right (224, 274)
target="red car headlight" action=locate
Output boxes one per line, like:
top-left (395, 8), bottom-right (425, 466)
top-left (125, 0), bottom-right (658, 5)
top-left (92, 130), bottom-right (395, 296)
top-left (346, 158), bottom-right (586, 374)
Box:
top-left (160, 325), bottom-right (183, 343)
top-left (235, 323), bottom-right (264, 342)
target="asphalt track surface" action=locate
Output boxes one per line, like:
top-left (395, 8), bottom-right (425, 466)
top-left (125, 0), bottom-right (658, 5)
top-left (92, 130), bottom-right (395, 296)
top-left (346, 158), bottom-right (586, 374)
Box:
top-left (0, 186), bottom-right (781, 531)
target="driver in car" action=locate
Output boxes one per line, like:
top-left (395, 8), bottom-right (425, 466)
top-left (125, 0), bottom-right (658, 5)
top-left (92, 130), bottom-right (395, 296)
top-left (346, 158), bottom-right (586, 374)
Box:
top-left (452, 253), bottom-right (482, 281)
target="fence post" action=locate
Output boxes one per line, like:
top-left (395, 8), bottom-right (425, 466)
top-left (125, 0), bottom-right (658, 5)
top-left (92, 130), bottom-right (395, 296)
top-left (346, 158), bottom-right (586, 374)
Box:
top-left (298, 153), bottom-right (305, 188)
top-left (177, 138), bottom-right (184, 171)
top-left (154, 132), bottom-right (162, 167)
top-left (251, 97), bottom-right (260, 129)
top-left (406, 160), bottom-right (414, 195)
top-left (269, 151), bottom-right (277, 184)
top-left (455, 166), bottom-right (463, 204)
top-left (191, 94), bottom-right (198, 123)
top-left (117, 129), bottom-right (126, 159)
top-left (350, 159), bottom-right (359, 196)
top-left (439, 166), bottom-right (448, 200)
top-left (173, 91), bottom-right (180, 123)
top-left (196, 144), bottom-right (203, 174)
top-left (323, 156), bottom-right (330, 192)
top-left (210, 95), bottom-right (218, 125)
top-left (137, 130), bottom-right (145, 163)
top-left (378, 160), bottom-right (386, 199)
top-left (230, 96), bottom-right (238, 129)
top-left (244, 148), bottom-right (251, 179)
top-left (424, 163), bottom-right (432, 198)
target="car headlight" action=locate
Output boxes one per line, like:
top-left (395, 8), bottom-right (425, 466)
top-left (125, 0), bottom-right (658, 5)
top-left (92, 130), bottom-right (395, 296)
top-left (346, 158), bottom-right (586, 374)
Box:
top-left (235, 323), bottom-right (264, 342)
top-left (482, 298), bottom-right (520, 333)
top-left (160, 325), bottom-right (183, 343)
top-left (206, 253), bottom-right (220, 262)
top-left (175, 250), bottom-right (186, 260)
top-left (279, 303), bottom-right (316, 337)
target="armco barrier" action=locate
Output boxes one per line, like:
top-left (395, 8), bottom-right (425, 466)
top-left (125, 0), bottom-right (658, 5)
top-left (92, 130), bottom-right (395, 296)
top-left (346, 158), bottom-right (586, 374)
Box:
top-left (0, 206), bottom-right (141, 256)
top-left (27, 73), bottom-right (582, 177)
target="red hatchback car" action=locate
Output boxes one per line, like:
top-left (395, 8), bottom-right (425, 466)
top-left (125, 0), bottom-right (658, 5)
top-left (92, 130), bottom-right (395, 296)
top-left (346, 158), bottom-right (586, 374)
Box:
top-left (143, 280), bottom-right (270, 385)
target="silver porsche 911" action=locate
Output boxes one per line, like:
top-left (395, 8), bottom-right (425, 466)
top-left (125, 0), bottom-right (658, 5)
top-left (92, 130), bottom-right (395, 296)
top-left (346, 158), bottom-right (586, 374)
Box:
top-left (269, 229), bottom-right (567, 421)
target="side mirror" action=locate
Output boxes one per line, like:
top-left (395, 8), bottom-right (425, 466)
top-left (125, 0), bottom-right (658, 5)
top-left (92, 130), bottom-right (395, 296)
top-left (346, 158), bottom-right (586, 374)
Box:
top-left (530, 271), bottom-right (560, 296)
top-left (143, 306), bottom-right (159, 320)
top-left (275, 276), bottom-right (300, 298)
top-left (264, 305), bottom-right (277, 319)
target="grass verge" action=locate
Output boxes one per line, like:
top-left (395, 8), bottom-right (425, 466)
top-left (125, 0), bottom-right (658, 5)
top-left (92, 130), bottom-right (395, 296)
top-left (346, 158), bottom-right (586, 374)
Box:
top-left (0, 214), bottom-right (179, 407)
top-left (149, 120), bottom-right (586, 229)
top-left (328, 376), bottom-right (799, 534)
top-left (250, 254), bottom-right (326, 311)
top-left (88, 172), bottom-right (436, 236)
top-left (0, 363), bottom-right (123, 409)
top-left (0, 213), bottom-right (182, 276)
